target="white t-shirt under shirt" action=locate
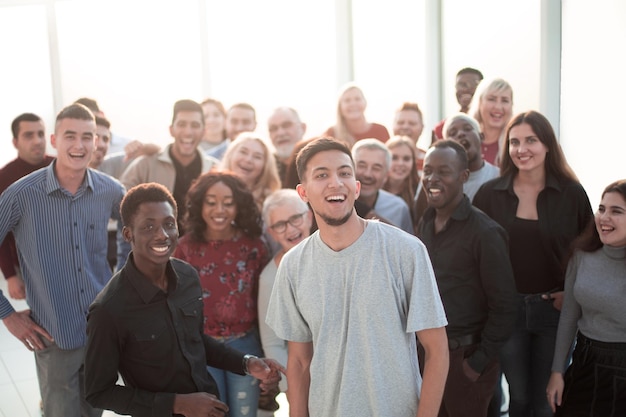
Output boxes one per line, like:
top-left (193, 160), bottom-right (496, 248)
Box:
top-left (266, 220), bottom-right (447, 417)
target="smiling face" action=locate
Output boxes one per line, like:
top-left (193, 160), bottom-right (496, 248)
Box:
top-left (339, 87), bottom-right (366, 121)
top-left (354, 147), bottom-right (388, 201)
top-left (508, 122), bottom-right (548, 175)
top-left (229, 139), bottom-right (266, 188)
top-left (51, 117), bottom-right (96, 174)
top-left (455, 73), bottom-right (482, 112)
top-left (90, 124), bottom-right (111, 168)
top-left (297, 149), bottom-right (360, 227)
top-left (388, 143), bottom-right (414, 182)
top-left (13, 120), bottom-right (46, 165)
top-left (267, 205), bottom-right (312, 252)
top-left (480, 87), bottom-right (513, 131)
top-left (268, 108), bottom-right (305, 160)
top-left (393, 109), bottom-right (424, 144)
top-left (596, 191), bottom-right (626, 247)
top-left (202, 102), bottom-right (226, 141)
top-left (226, 107), bottom-right (256, 140)
top-left (422, 146), bottom-right (468, 212)
top-left (201, 181), bottom-right (237, 240)
top-left (445, 118), bottom-right (482, 168)
top-left (124, 201), bottom-right (178, 269)
top-left (169, 110), bottom-right (204, 164)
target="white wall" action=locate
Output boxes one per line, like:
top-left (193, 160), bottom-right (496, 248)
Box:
top-left (560, 0), bottom-right (626, 209)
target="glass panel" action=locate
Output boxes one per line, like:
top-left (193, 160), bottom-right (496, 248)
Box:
top-left (205, 0), bottom-right (337, 139)
top-left (0, 4), bottom-right (54, 168)
top-left (441, 0), bottom-right (541, 120)
top-left (561, 0), bottom-right (626, 208)
top-left (352, 0), bottom-right (428, 147)
top-left (55, 0), bottom-right (203, 146)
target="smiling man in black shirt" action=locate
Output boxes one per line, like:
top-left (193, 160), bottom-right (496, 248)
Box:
top-left (85, 183), bottom-right (284, 417)
top-left (418, 140), bottom-right (517, 417)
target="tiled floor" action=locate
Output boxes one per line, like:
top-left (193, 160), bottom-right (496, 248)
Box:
top-left (0, 273), bottom-right (289, 417)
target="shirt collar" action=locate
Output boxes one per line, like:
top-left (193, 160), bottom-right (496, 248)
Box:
top-left (422, 194), bottom-right (472, 223)
top-left (124, 253), bottom-right (179, 304)
top-left (494, 172), bottom-right (563, 194)
top-left (44, 160), bottom-right (94, 195)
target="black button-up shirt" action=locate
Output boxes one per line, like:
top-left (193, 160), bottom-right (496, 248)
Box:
top-left (418, 196), bottom-right (518, 373)
top-left (85, 254), bottom-right (245, 417)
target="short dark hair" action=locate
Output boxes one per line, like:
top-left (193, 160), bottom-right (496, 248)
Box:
top-left (95, 116), bottom-right (111, 129)
top-left (74, 97), bottom-right (100, 113)
top-left (172, 99), bottom-right (203, 125)
top-left (56, 103), bottom-right (95, 123)
top-left (228, 103), bottom-right (256, 121)
top-left (121, 182), bottom-right (178, 227)
top-left (295, 137), bottom-right (353, 182)
top-left (457, 67), bottom-right (484, 80)
top-left (183, 171), bottom-right (262, 241)
top-left (431, 139), bottom-right (469, 171)
top-left (11, 113), bottom-right (42, 138)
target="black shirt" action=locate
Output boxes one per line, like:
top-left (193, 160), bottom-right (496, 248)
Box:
top-left (418, 196), bottom-right (518, 373)
top-left (473, 174), bottom-right (592, 290)
top-left (85, 254), bottom-right (245, 417)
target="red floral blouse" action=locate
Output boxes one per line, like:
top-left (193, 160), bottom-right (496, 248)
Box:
top-left (173, 234), bottom-right (268, 337)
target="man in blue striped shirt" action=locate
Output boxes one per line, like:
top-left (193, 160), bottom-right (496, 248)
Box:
top-left (0, 103), bottom-right (125, 417)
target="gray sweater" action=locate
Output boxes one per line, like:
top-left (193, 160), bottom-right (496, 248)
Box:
top-left (552, 245), bottom-right (626, 373)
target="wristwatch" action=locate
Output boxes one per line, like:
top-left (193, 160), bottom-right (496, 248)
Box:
top-left (243, 354), bottom-right (258, 375)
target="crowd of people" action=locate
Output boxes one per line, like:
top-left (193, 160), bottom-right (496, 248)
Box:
top-left (0, 67), bottom-right (624, 417)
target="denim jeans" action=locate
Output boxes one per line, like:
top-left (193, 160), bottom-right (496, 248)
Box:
top-left (208, 329), bottom-right (264, 417)
top-left (34, 338), bottom-right (102, 417)
top-left (501, 293), bottom-right (559, 417)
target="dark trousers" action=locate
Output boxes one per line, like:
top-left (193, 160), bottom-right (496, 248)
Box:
top-left (420, 342), bottom-right (500, 417)
top-left (556, 333), bottom-right (626, 417)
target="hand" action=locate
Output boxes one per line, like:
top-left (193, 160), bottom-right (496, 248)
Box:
top-left (462, 358), bottom-right (480, 382)
top-left (173, 392), bottom-right (228, 417)
top-left (123, 141), bottom-right (160, 161)
top-left (2, 310), bottom-right (53, 350)
top-left (7, 275), bottom-right (26, 299)
top-left (248, 358), bottom-right (286, 393)
top-left (542, 290), bottom-right (564, 311)
top-left (546, 372), bottom-right (564, 413)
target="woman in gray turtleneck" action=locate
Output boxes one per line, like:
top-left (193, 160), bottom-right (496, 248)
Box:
top-left (547, 179), bottom-right (626, 416)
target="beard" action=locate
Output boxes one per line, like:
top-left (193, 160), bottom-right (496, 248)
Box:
top-left (317, 209), bottom-right (353, 227)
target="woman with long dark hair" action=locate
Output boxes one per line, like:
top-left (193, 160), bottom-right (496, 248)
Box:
top-left (473, 110), bottom-right (592, 417)
top-left (174, 171), bottom-right (269, 417)
top-left (546, 179), bottom-right (626, 416)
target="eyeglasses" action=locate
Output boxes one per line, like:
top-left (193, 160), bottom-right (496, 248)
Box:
top-left (269, 212), bottom-right (307, 233)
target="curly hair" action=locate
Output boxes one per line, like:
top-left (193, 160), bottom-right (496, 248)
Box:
top-left (121, 182), bottom-right (177, 227)
top-left (183, 170), bottom-right (263, 241)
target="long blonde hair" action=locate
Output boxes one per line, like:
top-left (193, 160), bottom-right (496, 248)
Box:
top-left (220, 133), bottom-right (281, 209)
top-left (468, 78), bottom-right (513, 166)
top-left (332, 83), bottom-right (366, 148)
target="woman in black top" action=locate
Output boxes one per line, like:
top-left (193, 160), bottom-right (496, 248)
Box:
top-left (473, 111), bottom-right (592, 417)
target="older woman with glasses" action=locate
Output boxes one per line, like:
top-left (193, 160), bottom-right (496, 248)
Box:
top-left (258, 189), bottom-right (313, 402)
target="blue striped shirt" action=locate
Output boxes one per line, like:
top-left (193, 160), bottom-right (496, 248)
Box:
top-left (0, 162), bottom-right (125, 349)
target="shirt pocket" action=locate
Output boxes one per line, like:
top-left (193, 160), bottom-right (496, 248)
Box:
top-left (180, 298), bottom-right (204, 344)
top-left (131, 320), bottom-right (169, 359)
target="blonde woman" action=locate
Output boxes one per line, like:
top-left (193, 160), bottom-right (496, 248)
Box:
top-left (468, 78), bottom-right (513, 166)
top-left (220, 133), bottom-right (281, 210)
top-left (324, 83), bottom-right (389, 148)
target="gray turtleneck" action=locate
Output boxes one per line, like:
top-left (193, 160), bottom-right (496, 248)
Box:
top-left (552, 245), bottom-right (626, 373)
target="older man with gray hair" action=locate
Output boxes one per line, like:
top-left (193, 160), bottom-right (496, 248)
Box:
top-left (352, 138), bottom-right (413, 234)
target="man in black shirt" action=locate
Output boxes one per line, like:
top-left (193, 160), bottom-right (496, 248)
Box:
top-left (85, 183), bottom-right (284, 417)
top-left (418, 140), bottom-right (517, 417)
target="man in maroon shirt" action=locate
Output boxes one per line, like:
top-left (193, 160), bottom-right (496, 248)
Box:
top-left (0, 113), bottom-right (54, 299)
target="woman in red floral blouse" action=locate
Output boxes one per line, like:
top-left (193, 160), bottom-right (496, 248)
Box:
top-left (174, 170), bottom-right (269, 417)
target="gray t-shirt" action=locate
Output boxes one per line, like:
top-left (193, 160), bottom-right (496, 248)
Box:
top-left (266, 220), bottom-right (447, 417)
top-left (552, 245), bottom-right (626, 373)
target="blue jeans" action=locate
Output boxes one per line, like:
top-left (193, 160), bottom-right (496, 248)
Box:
top-left (34, 338), bottom-right (102, 417)
top-left (208, 329), bottom-right (263, 417)
top-left (501, 293), bottom-right (559, 417)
